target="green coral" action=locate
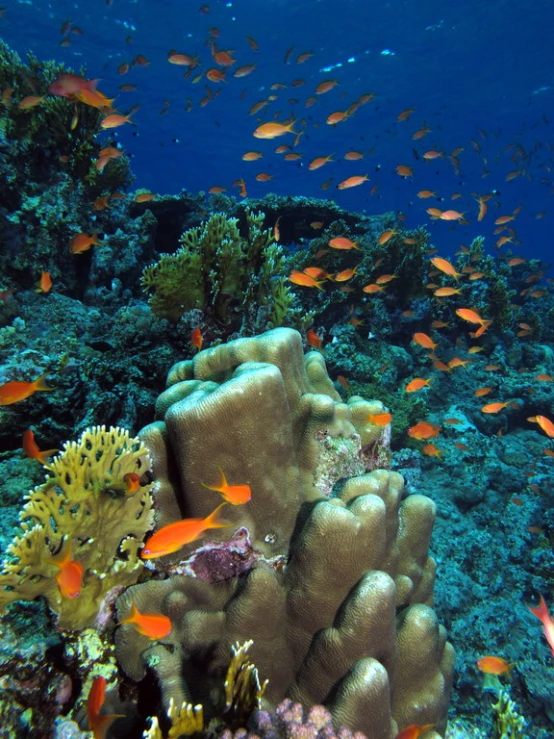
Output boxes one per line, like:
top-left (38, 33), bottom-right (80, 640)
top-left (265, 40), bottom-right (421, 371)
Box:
top-left (492, 689), bottom-right (526, 738)
top-left (141, 210), bottom-right (297, 330)
top-left (0, 426), bottom-right (154, 631)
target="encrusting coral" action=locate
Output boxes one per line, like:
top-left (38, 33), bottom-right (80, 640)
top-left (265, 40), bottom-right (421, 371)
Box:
top-left (115, 328), bottom-right (454, 739)
top-left (140, 209), bottom-right (299, 330)
top-left (0, 426), bottom-right (154, 630)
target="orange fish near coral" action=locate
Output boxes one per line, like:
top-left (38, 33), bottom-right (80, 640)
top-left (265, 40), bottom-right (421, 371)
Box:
top-left (49, 544), bottom-right (84, 599)
top-left (288, 271), bottom-right (325, 291)
top-left (201, 468), bottom-right (252, 505)
top-left (337, 175), bottom-right (369, 189)
top-left (430, 257), bottom-right (462, 281)
top-left (535, 415), bottom-right (554, 438)
top-left (87, 676), bottom-right (124, 739)
top-left (123, 472), bottom-right (140, 494)
top-left (0, 374), bottom-right (52, 405)
top-left (367, 412), bottom-right (392, 426)
top-left (141, 503), bottom-right (231, 559)
top-left (70, 232), bottom-right (100, 254)
top-left (412, 333), bottom-right (438, 350)
top-left (119, 603), bottom-right (172, 640)
top-left (306, 328), bottom-right (323, 349)
top-left (529, 594), bottom-right (554, 657)
top-left (328, 237), bottom-right (360, 251)
top-left (405, 378), bottom-right (432, 393)
top-left (35, 271), bottom-right (52, 293)
top-left (408, 422), bottom-right (440, 440)
top-left (476, 656), bottom-right (514, 675)
top-left (481, 402), bottom-right (511, 414)
top-left (191, 328), bottom-right (203, 350)
top-left (22, 429), bottom-right (58, 467)
top-left (395, 724), bottom-right (435, 739)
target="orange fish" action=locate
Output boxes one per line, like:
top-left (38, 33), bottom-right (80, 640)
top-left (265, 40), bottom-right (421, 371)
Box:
top-left (119, 603), bottom-right (172, 640)
top-left (101, 112), bottom-right (134, 129)
top-left (191, 328), bottom-right (203, 350)
top-left (417, 190), bottom-right (437, 199)
top-left (288, 271), bottom-right (325, 291)
top-left (536, 374), bottom-right (553, 382)
top-left (306, 328), bottom-right (323, 349)
top-left (344, 151), bottom-right (364, 160)
top-left (395, 725), bottom-right (434, 739)
top-left (326, 111), bottom-right (349, 125)
top-left (253, 120), bottom-right (297, 139)
top-left (412, 332), bottom-right (437, 350)
top-left (434, 287), bottom-right (463, 297)
top-left (455, 308), bottom-right (490, 327)
top-left (35, 271), bottom-right (52, 293)
top-left (328, 237), bottom-right (360, 251)
top-left (135, 192), bottom-right (156, 202)
top-left (408, 422), bottom-right (440, 440)
top-left (367, 412), bottom-right (392, 426)
top-left (87, 676), bottom-right (124, 739)
top-left (309, 155), bottom-right (334, 170)
top-left (430, 257), bottom-right (462, 281)
top-left (377, 230), bottom-right (397, 246)
top-left (396, 164), bottom-right (413, 177)
top-left (0, 374), bottom-right (53, 405)
top-left (422, 443), bottom-right (442, 458)
top-left (201, 468), bottom-right (252, 505)
top-left (476, 656), bottom-right (514, 675)
top-left (49, 544), bottom-right (83, 599)
top-left (140, 503), bottom-right (231, 559)
top-left (167, 51), bottom-right (199, 66)
top-left (337, 175), bottom-right (369, 189)
top-left (439, 209), bottom-right (464, 221)
top-left (536, 415), bottom-right (554, 438)
top-left (315, 80), bottom-right (338, 94)
top-left (22, 429), bottom-right (58, 466)
top-left (362, 283), bottom-right (386, 294)
top-left (70, 232), bottom-right (100, 254)
top-left (474, 387), bottom-right (493, 397)
top-left (123, 472), bottom-right (141, 494)
top-left (242, 151), bottom-right (263, 161)
top-left (529, 594), bottom-right (554, 657)
top-left (18, 95), bottom-right (45, 110)
top-left (405, 378), bottom-right (432, 393)
top-left (481, 402), bottom-right (510, 414)
top-left (397, 108), bottom-right (415, 121)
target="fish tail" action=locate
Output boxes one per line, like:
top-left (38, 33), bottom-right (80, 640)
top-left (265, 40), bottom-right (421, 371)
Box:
top-left (119, 603), bottom-right (138, 625)
top-left (37, 448), bottom-right (60, 467)
top-left (33, 373), bottom-right (54, 392)
top-left (204, 502), bottom-right (231, 529)
top-left (90, 713), bottom-right (125, 739)
top-left (529, 594), bottom-right (549, 624)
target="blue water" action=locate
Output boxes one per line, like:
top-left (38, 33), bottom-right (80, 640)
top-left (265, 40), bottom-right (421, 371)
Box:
top-left (2, 0), bottom-right (553, 265)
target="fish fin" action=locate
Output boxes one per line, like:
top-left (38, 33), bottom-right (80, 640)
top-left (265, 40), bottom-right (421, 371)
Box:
top-left (529, 594), bottom-right (549, 622)
top-left (90, 713), bottom-right (125, 739)
top-left (119, 603), bottom-right (138, 626)
top-left (33, 373), bottom-right (53, 392)
top-left (37, 448), bottom-right (59, 467)
top-left (204, 502), bottom-right (231, 529)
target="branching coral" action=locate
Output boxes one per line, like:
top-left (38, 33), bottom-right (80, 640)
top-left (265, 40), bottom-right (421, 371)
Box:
top-left (115, 328), bottom-right (454, 739)
top-left (141, 210), bottom-right (299, 331)
top-left (0, 426), bottom-right (154, 630)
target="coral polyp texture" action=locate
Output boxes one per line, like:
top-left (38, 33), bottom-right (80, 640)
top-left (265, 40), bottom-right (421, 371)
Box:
top-left (0, 426), bottom-right (155, 630)
top-left (116, 328), bottom-right (454, 739)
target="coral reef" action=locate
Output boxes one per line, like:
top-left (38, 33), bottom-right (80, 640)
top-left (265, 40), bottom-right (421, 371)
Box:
top-left (115, 328), bottom-right (454, 739)
top-left (0, 426), bottom-right (154, 630)
top-left (141, 210), bottom-right (301, 332)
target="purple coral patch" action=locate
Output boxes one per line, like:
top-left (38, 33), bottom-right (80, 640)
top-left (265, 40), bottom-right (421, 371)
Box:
top-left (169, 527), bottom-right (261, 582)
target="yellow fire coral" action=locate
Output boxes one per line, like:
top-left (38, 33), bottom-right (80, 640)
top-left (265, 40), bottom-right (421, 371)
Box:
top-left (0, 426), bottom-right (154, 630)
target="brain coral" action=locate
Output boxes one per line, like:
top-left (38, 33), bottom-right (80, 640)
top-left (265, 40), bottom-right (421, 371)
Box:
top-left (115, 328), bottom-right (454, 739)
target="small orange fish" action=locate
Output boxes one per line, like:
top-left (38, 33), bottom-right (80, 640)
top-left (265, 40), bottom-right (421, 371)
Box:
top-left (474, 387), bottom-right (493, 397)
top-left (536, 415), bottom-right (554, 438)
top-left (308, 154), bottom-right (333, 170)
top-left (123, 472), bottom-right (140, 494)
top-left (119, 603), bottom-right (172, 640)
top-left (135, 192), bottom-right (156, 202)
top-left (288, 271), bottom-right (325, 291)
top-left (455, 308), bottom-right (490, 327)
top-left (412, 333), bottom-right (437, 350)
top-left (395, 723), bottom-right (435, 739)
top-left (367, 412), bottom-right (392, 426)
top-left (101, 112), bottom-right (134, 129)
top-left (405, 378), bottom-right (432, 393)
top-left (141, 503), bottom-right (231, 559)
top-left (417, 190), bottom-right (437, 199)
top-left (49, 544), bottom-right (83, 599)
top-left (536, 374), bottom-right (553, 382)
top-left (362, 283), bottom-right (386, 294)
top-left (443, 418), bottom-right (462, 425)
top-left (337, 175), bottom-right (369, 189)
top-left (253, 120), bottom-right (297, 139)
top-left (87, 676), bottom-right (124, 739)
top-left (430, 257), bottom-right (462, 281)
top-left (476, 656), bottom-right (514, 675)
top-left (454, 442), bottom-right (469, 451)
top-left (35, 271), bottom-right (52, 293)
top-left (377, 229), bottom-right (397, 246)
top-left (22, 429), bottom-right (58, 466)
top-left (191, 328), bottom-right (203, 350)
top-left (328, 237), bottom-right (360, 251)
top-left (306, 328), bottom-right (323, 349)
top-left (439, 209), bottom-right (464, 221)
top-left (0, 374), bottom-right (53, 405)
top-left (434, 287), bottom-right (463, 297)
top-left (334, 266), bottom-right (358, 282)
top-left (396, 164), bottom-right (413, 177)
top-left (242, 151), bottom-right (263, 161)
top-left (315, 80), bottom-right (338, 94)
top-left (422, 443), bottom-right (442, 458)
top-left (481, 402), bottom-right (510, 414)
top-left (70, 232), bottom-right (100, 254)
top-left (326, 111), bottom-right (349, 125)
top-left (201, 468), bottom-right (252, 505)
top-left (529, 594), bottom-right (554, 657)
top-left (408, 422), bottom-right (440, 440)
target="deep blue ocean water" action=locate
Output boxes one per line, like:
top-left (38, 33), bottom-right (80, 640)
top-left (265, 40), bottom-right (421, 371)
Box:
top-left (1, 0), bottom-right (553, 265)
